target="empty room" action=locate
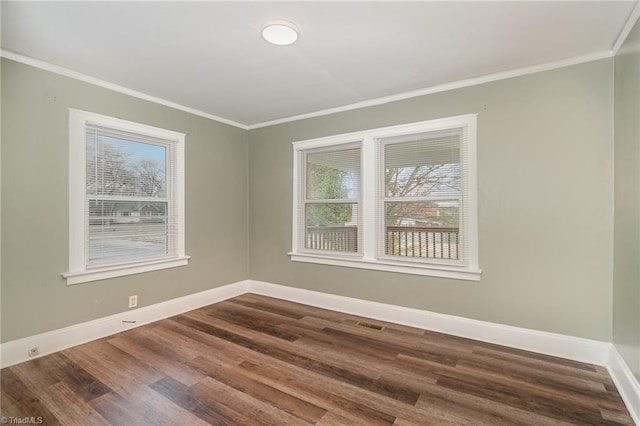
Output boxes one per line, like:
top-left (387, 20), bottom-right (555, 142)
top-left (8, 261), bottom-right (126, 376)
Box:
top-left (1, 1), bottom-right (639, 425)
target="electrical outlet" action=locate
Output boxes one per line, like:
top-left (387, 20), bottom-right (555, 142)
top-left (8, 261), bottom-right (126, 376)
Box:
top-left (128, 295), bottom-right (138, 308)
top-left (28, 347), bottom-right (39, 357)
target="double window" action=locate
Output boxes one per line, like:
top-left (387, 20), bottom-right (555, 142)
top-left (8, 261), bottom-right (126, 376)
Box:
top-left (291, 115), bottom-right (479, 280)
top-left (64, 110), bottom-right (188, 285)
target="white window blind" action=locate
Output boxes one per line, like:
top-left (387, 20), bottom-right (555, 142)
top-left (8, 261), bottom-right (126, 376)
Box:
top-left (301, 145), bottom-right (361, 253)
top-left (378, 129), bottom-right (467, 265)
top-left (64, 109), bottom-right (187, 285)
top-left (85, 125), bottom-right (178, 266)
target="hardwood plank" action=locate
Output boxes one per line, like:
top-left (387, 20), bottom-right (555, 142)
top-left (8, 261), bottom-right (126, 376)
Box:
top-left (227, 295), bottom-right (306, 320)
top-left (192, 376), bottom-right (314, 425)
top-left (119, 384), bottom-right (212, 426)
top-left (203, 302), bottom-right (302, 342)
top-left (472, 340), bottom-right (605, 373)
top-left (471, 346), bottom-right (612, 383)
top-left (237, 360), bottom-right (398, 426)
top-left (178, 330), bottom-right (376, 425)
top-left (107, 329), bottom-right (206, 387)
top-left (0, 368), bottom-right (62, 425)
top-left (179, 311), bottom-right (419, 404)
top-left (36, 382), bottom-right (110, 426)
top-left (149, 375), bottom-right (249, 425)
top-left (187, 355), bottom-right (327, 423)
top-left (454, 358), bottom-right (627, 410)
top-left (435, 368), bottom-right (622, 425)
top-left (395, 351), bottom-right (628, 425)
top-left (600, 407), bottom-right (636, 425)
top-left (183, 309), bottom-right (384, 379)
top-left (10, 352), bottom-right (110, 403)
top-left (464, 351), bottom-right (610, 395)
top-left (234, 293), bottom-right (354, 324)
top-left (1, 293), bottom-right (634, 425)
top-left (316, 411), bottom-right (371, 426)
top-left (319, 318), bottom-right (473, 356)
top-left (238, 357), bottom-right (479, 426)
top-left (146, 321), bottom-right (244, 369)
top-left (414, 391), bottom-right (578, 426)
top-left (62, 339), bottom-right (164, 397)
top-left (90, 392), bottom-right (163, 426)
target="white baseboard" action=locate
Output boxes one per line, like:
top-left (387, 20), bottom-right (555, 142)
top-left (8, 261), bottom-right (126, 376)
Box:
top-left (608, 347), bottom-right (640, 425)
top-left (246, 280), bottom-right (611, 366)
top-left (0, 278), bottom-right (612, 368)
top-left (2, 278), bottom-right (638, 424)
top-left (0, 280), bottom-right (249, 368)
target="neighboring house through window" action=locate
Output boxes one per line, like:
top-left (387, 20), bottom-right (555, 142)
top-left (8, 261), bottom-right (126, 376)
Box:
top-left (291, 114), bottom-right (480, 281)
top-left (63, 110), bottom-right (188, 285)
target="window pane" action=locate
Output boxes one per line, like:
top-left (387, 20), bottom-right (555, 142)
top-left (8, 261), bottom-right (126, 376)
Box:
top-left (385, 201), bottom-right (459, 259)
top-left (87, 200), bottom-right (170, 265)
top-left (384, 132), bottom-right (460, 198)
top-left (306, 148), bottom-right (360, 200)
top-left (305, 203), bottom-right (358, 252)
top-left (86, 131), bottom-right (167, 198)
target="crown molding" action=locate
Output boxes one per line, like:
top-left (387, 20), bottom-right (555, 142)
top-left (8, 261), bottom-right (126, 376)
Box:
top-left (612, 0), bottom-right (640, 55)
top-left (0, 49), bottom-right (249, 130)
top-left (1, 47), bottom-right (616, 132)
top-left (248, 50), bottom-right (613, 130)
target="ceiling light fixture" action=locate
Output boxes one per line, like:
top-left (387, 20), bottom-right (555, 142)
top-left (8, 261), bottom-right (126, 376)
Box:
top-left (262, 20), bottom-right (299, 46)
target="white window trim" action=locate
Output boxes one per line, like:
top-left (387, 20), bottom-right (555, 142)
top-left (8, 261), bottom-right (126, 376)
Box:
top-left (290, 114), bottom-right (480, 281)
top-left (63, 109), bottom-right (189, 285)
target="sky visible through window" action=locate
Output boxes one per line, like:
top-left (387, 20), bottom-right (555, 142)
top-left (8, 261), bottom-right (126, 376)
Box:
top-left (86, 132), bottom-right (168, 199)
top-left (103, 135), bottom-right (166, 171)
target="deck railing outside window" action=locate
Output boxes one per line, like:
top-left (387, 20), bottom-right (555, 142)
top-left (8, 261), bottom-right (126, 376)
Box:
top-left (305, 225), bottom-right (459, 260)
top-left (306, 226), bottom-right (358, 252)
top-left (385, 226), bottom-right (458, 259)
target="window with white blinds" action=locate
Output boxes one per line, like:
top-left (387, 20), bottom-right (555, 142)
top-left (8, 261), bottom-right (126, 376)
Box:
top-left (64, 110), bottom-right (188, 285)
top-left (303, 145), bottom-right (361, 253)
top-left (379, 129), bottom-right (465, 264)
top-left (291, 115), bottom-right (479, 281)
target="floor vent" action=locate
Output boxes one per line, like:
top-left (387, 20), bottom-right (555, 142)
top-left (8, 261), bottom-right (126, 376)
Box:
top-left (356, 321), bottom-right (384, 331)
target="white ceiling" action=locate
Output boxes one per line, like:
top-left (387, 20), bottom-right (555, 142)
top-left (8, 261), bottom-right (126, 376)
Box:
top-left (2, 1), bottom-right (637, 128)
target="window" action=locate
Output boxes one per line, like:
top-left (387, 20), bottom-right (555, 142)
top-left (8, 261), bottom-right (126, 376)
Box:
top-left (291, 115), bottom-right (479, 281)
top-left (303, 145), bottom-right (361, 253)
top-left (63, 110), bottom-right (188, 285)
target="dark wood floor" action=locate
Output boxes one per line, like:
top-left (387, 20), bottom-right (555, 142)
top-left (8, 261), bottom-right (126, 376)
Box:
top-left (1, 293), bottom-right (634, 425)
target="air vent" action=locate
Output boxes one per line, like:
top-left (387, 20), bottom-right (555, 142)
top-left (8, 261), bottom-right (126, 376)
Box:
top-left (356, 321), bottom-right (384, 331)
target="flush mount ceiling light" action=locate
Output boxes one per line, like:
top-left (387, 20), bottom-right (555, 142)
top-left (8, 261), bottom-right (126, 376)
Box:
top-left (262, 20), bottom-right (299, 46)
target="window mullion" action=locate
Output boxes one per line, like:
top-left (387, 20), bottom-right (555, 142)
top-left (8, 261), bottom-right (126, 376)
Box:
top-left (88, 195), bottom-right (171, 203)
top-left (361, 136), bottom-right (376, 261)
top-left (304, 198), bottom-right (357, 204)
top-left (382, 195), bottom-right (459, 203)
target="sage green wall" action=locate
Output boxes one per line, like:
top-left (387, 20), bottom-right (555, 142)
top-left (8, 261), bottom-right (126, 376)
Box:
top-left (1, 58), bottom-right (249, 342)
top-left (0, 53), bottom-right (622, 347)
top-left (613, 18), bottom-right (640, 381)
top-left (249, 59), bottom-right (615, 341)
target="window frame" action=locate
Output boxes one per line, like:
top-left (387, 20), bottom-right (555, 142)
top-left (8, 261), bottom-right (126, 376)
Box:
top-left (299, 142), bottom-right (363, 257)
top-left (63, 109), bottom-right (189, 285)
top-left (290, 114), bottom-right (480, 281)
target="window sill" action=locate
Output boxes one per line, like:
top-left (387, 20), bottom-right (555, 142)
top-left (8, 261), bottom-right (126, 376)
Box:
top-left (289, 252), bottom-right (481, 281)
top-left (62, 256), bottom-right (190, 285)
